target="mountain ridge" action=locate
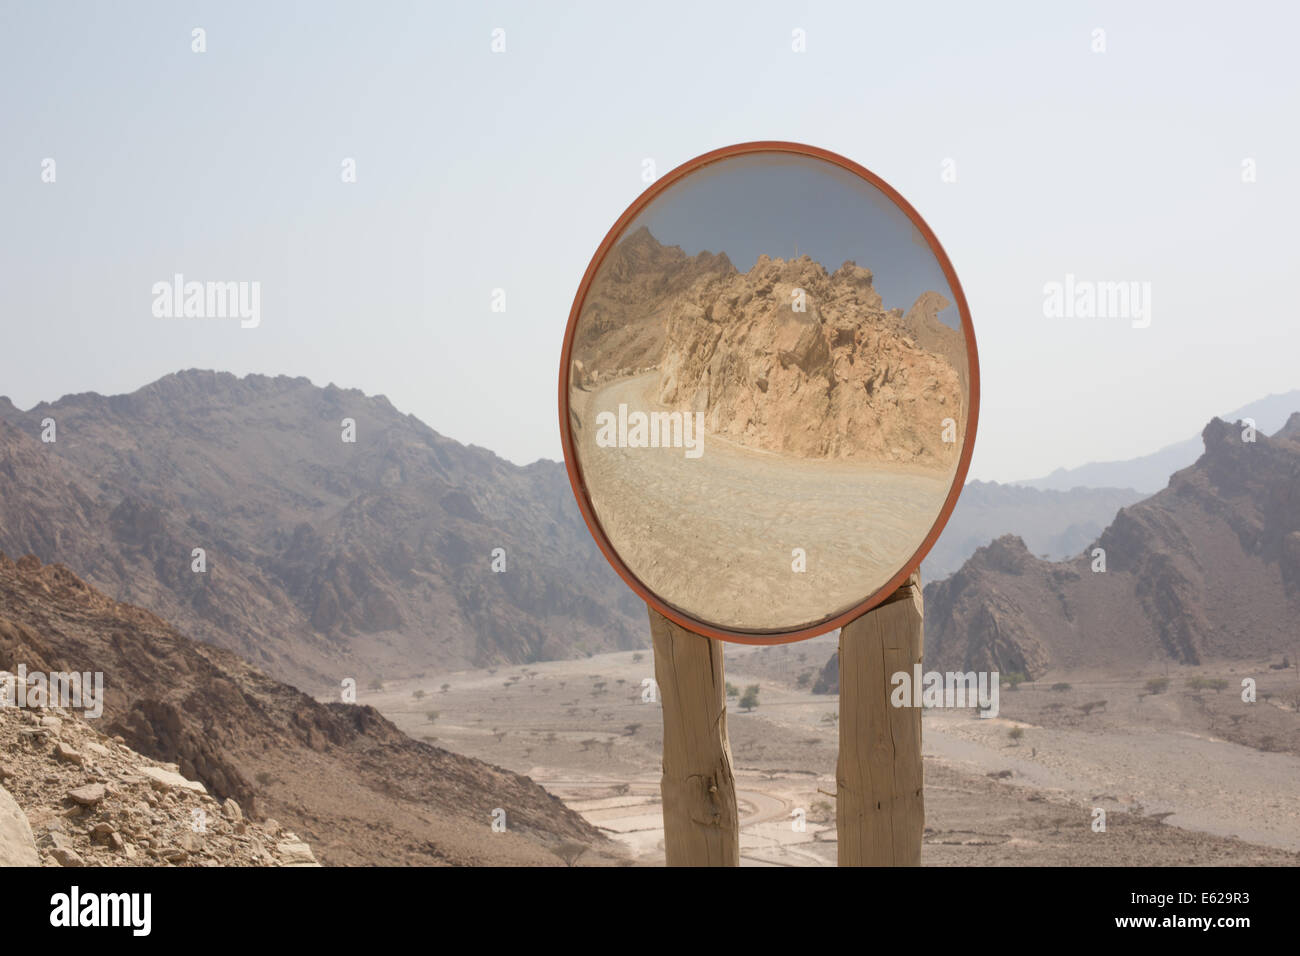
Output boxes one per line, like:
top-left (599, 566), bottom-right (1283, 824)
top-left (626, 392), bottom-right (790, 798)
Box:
top-left (923, 479), bottom-right (1146, 580)
top-left (0, 369), bottom-right (643, 692)
top-left (0, 551), bottom-right (607, 866)
top-left (1015, 390), bottom-right (1300, 493)
top-left (923, 415), bottom-right (1300, 677)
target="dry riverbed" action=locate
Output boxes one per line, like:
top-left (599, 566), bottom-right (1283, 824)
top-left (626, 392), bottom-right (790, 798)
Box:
top-left (364, 644), bottom-right (1300, 866)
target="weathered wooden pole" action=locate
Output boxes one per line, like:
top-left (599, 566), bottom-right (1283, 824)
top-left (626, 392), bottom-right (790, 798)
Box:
top-left (836, 570), bottom-right (924, 866)
top-left (648, 608), bottom-right (740, 866)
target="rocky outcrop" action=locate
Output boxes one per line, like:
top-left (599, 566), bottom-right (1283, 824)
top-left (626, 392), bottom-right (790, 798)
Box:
top-left (575, 228), bottom-right (966, 465)
top-left (0, 554), bottom-right (608, 866)
top-left (0, 782), bottom-right (38, 866)
top-left (921, 417), bottom-right (1300, 677)
top-left (1276, 411), bottom-right (1300, 443)
top-left (902, 291), bottom-right (968, 398)
top-left (0, 702), bottom-right (317, 867)
top-left (571, 226), bottom-right (734, 379)
top-left (811, 651), bottom-right (839, 695)
top-left (658, 255), bottom-right (963, 463)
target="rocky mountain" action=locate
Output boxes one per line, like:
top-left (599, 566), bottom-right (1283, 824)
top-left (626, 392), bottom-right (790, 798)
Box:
top-left (658, 255), bottom-right (963, 464)
top-left (1016, 390), bottom-right (1300, 493)
top-left (0, 552), bottom-right (610, 865)
top-left (922, 480), bottom-right (1146, 580)
top-left (571, 225), bottom-right (734, 383)
top-left (574, 227), bottom-right (966, 466)
top-left (901, 290), bottom-right (967, 399)
top-left (0, 371), bottom-right (643, 692)
top-left (923, 415), bottom-right (1300, 677)
top-left (1, 703), bottom-right (320, 867)
top-left (811, 651), bottom-right (839, 696)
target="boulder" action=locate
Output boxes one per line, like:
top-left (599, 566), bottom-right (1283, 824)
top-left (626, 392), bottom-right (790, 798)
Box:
top-left (0, 784), bottom-right (39, 866)
top-left (138, 765), bottom-right (207, 795)
top-left (51, 846), bottom-right (85, 867)
top-left (67, 783), bottom-right (106, 806)
top-left (276, 840), bottom-right (319, 867)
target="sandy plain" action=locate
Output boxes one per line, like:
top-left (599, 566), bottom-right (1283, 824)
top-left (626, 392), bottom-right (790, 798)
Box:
top-left (367, 643), bottom-right (1300, 866)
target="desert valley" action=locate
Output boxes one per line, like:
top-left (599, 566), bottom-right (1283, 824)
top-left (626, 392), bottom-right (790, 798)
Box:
top-left (1, 361), bottom-right (1297, 866)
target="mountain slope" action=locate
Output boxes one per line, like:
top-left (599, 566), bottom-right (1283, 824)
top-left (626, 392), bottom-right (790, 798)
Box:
top-left (922, 480), bottom-right (1146, 580)
top-left (0, 702), bottom-right (320, 867)
top-left (573, 227), bottom-right (967, 466)
top-left (654, 253), bottom-right (963, 464)
top-left (1017, 391), bottom-right (1300, 493)
top-left (924, 415), bottom-right (1300, 677)
top-left (571, 225), bottom-right (734, 380)
top-left (0, 552), bottom-right (609, 866)
top-left (0, 372), bottom-right (643, 691)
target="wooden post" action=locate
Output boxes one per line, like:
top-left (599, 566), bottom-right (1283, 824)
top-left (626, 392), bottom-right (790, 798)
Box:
top-left (648, 607), bottom-right (740, 866)
top-left (836, 571), bottom-right (924, 866)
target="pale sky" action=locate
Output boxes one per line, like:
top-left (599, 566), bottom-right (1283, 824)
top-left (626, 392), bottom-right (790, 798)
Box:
top-left (625, 152), bottom-right (959, 326)
top-left (1, 1), bottom-right (1296, 483)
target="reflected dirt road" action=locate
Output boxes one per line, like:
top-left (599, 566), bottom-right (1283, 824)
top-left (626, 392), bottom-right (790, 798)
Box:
top-left (572, 372), bottom-right (951, 630)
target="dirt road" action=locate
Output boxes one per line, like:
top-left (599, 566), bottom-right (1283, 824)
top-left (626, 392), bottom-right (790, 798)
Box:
top-left (572, 373), bottom-right (953, 630)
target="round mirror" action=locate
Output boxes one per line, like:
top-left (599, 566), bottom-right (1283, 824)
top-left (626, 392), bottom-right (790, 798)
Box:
top-left (560, 142), bottom-right (978, 641)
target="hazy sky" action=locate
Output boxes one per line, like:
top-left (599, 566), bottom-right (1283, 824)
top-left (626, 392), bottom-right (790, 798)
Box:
top-left (1, 1), bottom-right (1296, 483)
top-left (627, 152), bottom-right (959, 325)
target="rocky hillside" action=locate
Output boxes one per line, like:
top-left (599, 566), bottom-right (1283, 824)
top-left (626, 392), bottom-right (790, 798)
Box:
top-left (571, 225), bottom-right (734, 383)
top-left (0, 372), bottom-right (643, 692)
top-left (901, 290), bottom-right (968, 400)
top-left (0, 703), bottom-right (319, 867)
top-left (659, 255), bottom-right (963, 464)
top-left (923, 415), bottom-right (1300, 677)
top-left (574, 227), bottom-right (966, 466)
top-left (811, 651), bottom-right (839, 696)
top-left (923, 480), bottom-right (1146, 580)
top-left (0, 553), bottom-right (612, 865)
